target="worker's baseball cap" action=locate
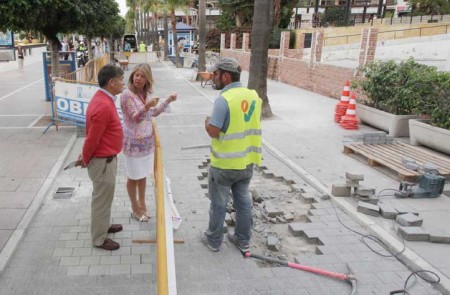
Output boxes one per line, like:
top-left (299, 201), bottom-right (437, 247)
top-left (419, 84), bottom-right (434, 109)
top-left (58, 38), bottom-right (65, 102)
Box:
top-left (208, 57), bottom-right (241, 74)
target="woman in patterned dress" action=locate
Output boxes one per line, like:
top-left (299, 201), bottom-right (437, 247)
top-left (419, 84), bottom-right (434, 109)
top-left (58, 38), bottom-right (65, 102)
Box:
top-left (120, 63), bottom-right (177, 222)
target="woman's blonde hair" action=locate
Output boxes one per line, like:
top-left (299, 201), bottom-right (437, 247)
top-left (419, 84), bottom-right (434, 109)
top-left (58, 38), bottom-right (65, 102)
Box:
top-left (128, 63), bottom-right (154, 95)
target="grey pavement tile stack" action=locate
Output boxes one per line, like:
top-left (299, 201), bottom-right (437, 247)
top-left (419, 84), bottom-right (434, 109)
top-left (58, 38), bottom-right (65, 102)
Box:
top-left (343, 131), bottom-right (394, 145)
top-left (0, 61), bottom-right (447, 294)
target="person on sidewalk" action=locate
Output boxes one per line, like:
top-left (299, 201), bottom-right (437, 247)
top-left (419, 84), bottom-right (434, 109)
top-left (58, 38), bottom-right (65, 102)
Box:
top-left (17, 44), bottom-right (24, 72)
top-left (139, 41), bottom-right (146, 53)
top-left (120, 63), bottom-right (177, 222)
top-left (78, 64), bottom-right (125, 251)
top-left (202, 57), bottom-right (262, 253)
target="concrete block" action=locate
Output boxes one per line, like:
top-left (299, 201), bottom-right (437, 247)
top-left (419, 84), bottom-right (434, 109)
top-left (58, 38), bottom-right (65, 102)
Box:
top-left (357, 201), bottom-right (379, 217)
top-left (392, 203), bottom-right (418, 215)
top-left (395, 213), bottom-right (423, 227)
top-left (378, 202), bottom-right (398, 219)
top-left (346, 172), bottom-right (364, 181)
top-left (429, 230), bottom-right (450, 244)
top-left (346, 180), bottom-right (360, 188)
top-left (332, 184), bottom-right (351, 197)
top-left (267, 236), bottom-right (280, 251)
top-left (356, 186), bottom-right (375, 197)
top-left (264, 201), bottom-right (283, 217)
top-left (299, 192), bottom-right (318, 203)
top-left (398, 226), bottom-right (429, 241)
top-left (356, 195), bottom-right (379, 205)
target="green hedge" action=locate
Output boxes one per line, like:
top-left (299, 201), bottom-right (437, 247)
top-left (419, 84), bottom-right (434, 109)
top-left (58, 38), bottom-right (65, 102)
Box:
top-left (353, 59), bottom-right (450, 130)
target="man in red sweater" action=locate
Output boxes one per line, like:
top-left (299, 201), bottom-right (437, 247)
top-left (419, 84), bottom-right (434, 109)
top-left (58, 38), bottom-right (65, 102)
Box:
top-left (78, 64), bottom-right (125, 251)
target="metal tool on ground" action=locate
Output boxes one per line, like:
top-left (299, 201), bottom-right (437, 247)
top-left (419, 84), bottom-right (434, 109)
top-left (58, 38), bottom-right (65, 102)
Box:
top-left (396, 167), bottom-right (445, 199)
top-left (244, 252), bottom-right (357, 295)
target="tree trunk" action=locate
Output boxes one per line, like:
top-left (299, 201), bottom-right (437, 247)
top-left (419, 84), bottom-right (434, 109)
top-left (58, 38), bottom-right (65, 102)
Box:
top-left (163, 12), bottom-right (170, 61)
top-left (87, 37), bottom-right (93, 61)
top-left (248, 0), bottom-right (273, 118)
top-left (49, 37), bottom-right (60, 79)
top-left (198, 0), bottom-right (206, 72)
top-left (273, 0), bottom-right (281, 28)
top-left (171, 10), bottom-right (182, 68)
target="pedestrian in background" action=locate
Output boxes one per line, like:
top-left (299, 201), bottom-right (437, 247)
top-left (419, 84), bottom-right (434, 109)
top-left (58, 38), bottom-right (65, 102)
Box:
top-left (120, 63), bottom-right (177, 222)
top-left (77, 64), bottom-right (125, 251)
top-left (202, 57), bottom-right (262, 253)
top-left (17, 44), bottom-right (24, 72)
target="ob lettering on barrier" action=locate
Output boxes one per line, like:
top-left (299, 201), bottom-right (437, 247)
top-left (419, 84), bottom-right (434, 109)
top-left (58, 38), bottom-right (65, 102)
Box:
top-left (56, 97), bottom-right (89, 124)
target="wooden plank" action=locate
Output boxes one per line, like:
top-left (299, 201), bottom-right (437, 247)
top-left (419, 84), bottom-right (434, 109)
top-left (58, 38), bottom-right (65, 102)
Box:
top-left (365, 144), bottom-right (427, 172)
top-left (343, 143), bottom-right (418, 178)
top-left (344, 142), bottom-right (450, 181)
top-left (343, 146), bottom-right (354, 154)
top-left (349, 144), bottom-right (419, 176)
top-left (395, 142), bottom-right (450, 173)
top-left (379, 144), bottom-right (450, 175)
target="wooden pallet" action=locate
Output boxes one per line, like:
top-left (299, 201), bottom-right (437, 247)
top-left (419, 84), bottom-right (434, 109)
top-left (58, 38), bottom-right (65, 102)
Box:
top-left (343, 142), bottom-right (450, 181)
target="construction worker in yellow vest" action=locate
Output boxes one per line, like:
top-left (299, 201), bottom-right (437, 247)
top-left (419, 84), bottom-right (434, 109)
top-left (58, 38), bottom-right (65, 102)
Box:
top-left (202, 57), bottom-right (262, 253)
top-left (139, 41), bottom-right (146, 52)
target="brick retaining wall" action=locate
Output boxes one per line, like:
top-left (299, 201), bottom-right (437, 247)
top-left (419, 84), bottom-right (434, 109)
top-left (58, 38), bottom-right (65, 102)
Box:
top-left (220, 30), bottom-right (378, 100)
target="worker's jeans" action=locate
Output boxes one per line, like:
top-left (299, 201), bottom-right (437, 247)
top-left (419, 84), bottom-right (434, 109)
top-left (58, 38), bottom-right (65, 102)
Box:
top-left (205, 164), bottom-right (254, 249)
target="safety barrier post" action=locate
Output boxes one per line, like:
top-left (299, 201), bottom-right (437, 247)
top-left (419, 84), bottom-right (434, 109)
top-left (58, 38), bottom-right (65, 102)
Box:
top-left (152, 119), bottom-right (169, 295)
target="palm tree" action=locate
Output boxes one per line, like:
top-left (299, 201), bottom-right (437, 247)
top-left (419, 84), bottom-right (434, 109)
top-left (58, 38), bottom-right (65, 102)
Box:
top-left (198, 0), bottom-right (206, 71)
top-left (167, 0), bottom-right (191, 68)
top-left (248, 0), bottom-right (273, 118)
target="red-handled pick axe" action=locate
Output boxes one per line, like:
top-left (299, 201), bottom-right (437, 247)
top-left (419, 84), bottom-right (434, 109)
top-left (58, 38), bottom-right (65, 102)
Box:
top-left (244, 252), bottom-right (357, 295)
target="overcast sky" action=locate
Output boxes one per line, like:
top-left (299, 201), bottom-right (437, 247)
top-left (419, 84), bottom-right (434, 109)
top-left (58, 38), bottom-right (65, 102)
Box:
top-left (116, 0), bottom-right (127, 17)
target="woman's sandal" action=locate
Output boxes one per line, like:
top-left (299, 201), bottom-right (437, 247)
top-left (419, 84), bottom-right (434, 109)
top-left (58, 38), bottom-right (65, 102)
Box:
top-left (130, 208), bottom-right (149, 222)
top-left (144, 211), bottom-right (151, 219)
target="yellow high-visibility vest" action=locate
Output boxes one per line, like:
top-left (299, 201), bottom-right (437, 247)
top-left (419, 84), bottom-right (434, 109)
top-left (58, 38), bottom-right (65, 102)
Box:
top-left (210, 87), bottom-right (262, 170)
top-left (139, 43), bottom-right (146, 52)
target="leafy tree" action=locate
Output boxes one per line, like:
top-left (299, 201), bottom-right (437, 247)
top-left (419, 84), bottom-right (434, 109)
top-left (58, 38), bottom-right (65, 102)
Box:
top-left (410, 0), bottom-right (450, 15)
top-left (78, 1), bottom-right (120, 61)
top-left (216, 0), bottom-right (254, 29)
top-left (248, 0), bottom-right (273, 118)
top-left (0, 0), bottom-right (120, 77)
top-left (322, 5), bottom-right (347, 26)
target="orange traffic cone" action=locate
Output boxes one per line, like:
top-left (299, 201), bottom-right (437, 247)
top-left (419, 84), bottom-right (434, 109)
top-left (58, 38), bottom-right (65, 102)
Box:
top-left (340, 92), bottom-right (359, 130)
top-left (334, 81), bottom-right (350, 123)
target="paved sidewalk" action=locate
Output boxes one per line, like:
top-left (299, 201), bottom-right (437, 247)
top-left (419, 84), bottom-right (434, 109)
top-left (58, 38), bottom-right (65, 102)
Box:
top-left (0, 60), bottom-right (448, 294)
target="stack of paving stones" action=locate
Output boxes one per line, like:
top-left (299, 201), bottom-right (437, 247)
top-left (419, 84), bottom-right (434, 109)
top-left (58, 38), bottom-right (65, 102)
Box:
top-left (344, 131), bottom-right (394, 145)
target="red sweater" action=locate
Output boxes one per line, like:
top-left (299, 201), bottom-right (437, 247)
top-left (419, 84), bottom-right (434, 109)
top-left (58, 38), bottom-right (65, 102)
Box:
top-left (82, 90), bottom-right (123, 165)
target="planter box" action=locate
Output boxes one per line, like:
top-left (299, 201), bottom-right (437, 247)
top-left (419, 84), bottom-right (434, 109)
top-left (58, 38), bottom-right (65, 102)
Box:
top-left (409, 119), bottom-right (450, 155)
top-left (356, 104), bottom-right (419, 137)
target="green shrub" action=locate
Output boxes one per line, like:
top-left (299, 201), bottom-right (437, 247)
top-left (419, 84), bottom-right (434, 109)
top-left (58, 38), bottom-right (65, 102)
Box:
top-left (353, 58), bottom-right (450, 129)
